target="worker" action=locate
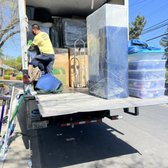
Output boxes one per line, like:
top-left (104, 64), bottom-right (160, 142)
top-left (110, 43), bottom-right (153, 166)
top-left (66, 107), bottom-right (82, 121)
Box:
top-left (28, 24), bottom-right (55, 74)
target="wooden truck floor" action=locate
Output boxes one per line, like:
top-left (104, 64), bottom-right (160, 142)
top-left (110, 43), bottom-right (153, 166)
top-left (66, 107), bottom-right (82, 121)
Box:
top-left (35, 88), bottom-right (168, 118)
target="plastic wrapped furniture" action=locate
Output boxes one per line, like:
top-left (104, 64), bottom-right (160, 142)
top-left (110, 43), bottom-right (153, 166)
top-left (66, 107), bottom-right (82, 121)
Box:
top-left (51, 18), bottom-right (87, 48)
top-left (87, 4), bottom-right (128, 99)
top-left (50, 18), bottom-right (63, 48)
top-left (62, 19), bottom-right (87, 48)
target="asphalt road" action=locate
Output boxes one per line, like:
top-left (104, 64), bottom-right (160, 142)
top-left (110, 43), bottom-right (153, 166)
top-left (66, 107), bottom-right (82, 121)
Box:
top-left (30, 104), bottom-right (168, 168)
top-left (0, 79), bottom-right (23, 89)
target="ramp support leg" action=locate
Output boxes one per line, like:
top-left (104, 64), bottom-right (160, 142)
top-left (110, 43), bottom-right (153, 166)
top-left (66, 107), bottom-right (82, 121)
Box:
top-left (123, 107), bottom-right (139, 116)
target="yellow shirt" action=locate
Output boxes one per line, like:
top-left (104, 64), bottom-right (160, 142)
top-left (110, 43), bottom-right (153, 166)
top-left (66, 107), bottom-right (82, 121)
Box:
top-left (32, 32), bottom-right (54, 54)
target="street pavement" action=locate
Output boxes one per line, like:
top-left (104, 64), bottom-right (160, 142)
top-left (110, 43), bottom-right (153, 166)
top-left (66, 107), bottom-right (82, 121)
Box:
top-left (0, 80), bottom-right (23, 90)
top-left (34, 104), bottom-right (168, 168)
top-left (0, 120), bottom-right (30, 168)
top-left (0, 104), bottom-right (168, 168)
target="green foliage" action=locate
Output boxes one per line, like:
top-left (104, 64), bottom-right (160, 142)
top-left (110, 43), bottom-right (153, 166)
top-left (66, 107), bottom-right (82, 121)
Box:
top-left (4, 69), bottom-right (13, 75)
top-left (4, 56), bottom-right (22, 71)
top-left (129, 15), bottom-right (147, 40)
top-left (0, 49), bottom-right (3, 58)
top-left (3, 75), bottom-right (10, 80)
top-left (160, 28), bottom-right (168, 48)
top-left (166, 68), bottom-right (168, 84)
top-left (16, 74), bottom-right (23, 80)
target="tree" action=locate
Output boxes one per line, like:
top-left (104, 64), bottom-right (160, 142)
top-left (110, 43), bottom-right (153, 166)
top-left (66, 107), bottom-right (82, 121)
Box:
top-left (129, 15), bottom-right (147, 40)
top-left (0, 0), bottom-right (19, 49)
top-left (0, 49), bottom-right (3, 66)
top-left (160, 28), bottom-right (168, 51)
top-left (0, 48), bottom-right (3, 57)
top-left (160, 28), bottom-right (168, 70)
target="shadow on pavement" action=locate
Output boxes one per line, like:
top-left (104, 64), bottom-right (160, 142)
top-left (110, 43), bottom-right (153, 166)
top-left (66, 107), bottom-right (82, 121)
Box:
top-left (36, 122), bottom-right (140, 168)
top-left (17, 99), bottom-right (30, 149)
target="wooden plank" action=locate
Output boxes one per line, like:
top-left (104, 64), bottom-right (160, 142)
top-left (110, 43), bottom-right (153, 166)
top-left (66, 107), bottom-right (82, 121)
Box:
top-left (35, 90), bottom-right (168, 118)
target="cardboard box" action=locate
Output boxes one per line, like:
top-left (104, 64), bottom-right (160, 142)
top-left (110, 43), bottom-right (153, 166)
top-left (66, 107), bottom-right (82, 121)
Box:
top-left (53, 48), bottom-right (69, 86)
top-left (53, 48), bottom-right (89, 87)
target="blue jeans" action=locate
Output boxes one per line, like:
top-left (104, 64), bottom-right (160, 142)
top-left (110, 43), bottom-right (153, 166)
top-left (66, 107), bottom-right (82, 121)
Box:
top-left (31, 54), bottom-right (55, 74)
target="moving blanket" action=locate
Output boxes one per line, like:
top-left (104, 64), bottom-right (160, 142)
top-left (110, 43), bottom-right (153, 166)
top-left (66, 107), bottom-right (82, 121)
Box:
top-left (128, 39), bottom-right (163, 54)
top-left (35, 73), bottom-right (62, 93)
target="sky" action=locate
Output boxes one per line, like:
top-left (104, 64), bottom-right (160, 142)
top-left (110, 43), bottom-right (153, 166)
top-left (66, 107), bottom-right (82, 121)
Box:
top-left (129, 0), bottom-right (168, 47)
top-left (2, 0), bottom-right (168, 57)
top-left (1, 3), bottom-right (21, 58)
top-left (2, 34), bottom-right (20, 58)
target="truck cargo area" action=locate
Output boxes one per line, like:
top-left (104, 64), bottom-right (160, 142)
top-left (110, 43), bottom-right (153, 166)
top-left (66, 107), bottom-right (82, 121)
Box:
top-left (26, 0), bottom-right (124, 16)
top-left (20, 0), bottom-right (168, 131)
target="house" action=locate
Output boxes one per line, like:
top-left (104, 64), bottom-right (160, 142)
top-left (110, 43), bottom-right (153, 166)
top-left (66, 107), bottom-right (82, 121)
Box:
top-left (0, 58), bottom-right (16, 77)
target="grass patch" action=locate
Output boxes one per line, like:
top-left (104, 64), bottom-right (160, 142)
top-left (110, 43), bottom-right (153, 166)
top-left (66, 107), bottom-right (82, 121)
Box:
top-left (16, 74), bottom-right (23, 80)
top-left (3, 75), bottom-right (10, 80)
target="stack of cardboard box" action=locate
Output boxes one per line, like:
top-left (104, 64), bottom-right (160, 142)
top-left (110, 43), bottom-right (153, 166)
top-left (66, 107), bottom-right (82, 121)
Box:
top-left (53, 48), bottom-right (88, 87)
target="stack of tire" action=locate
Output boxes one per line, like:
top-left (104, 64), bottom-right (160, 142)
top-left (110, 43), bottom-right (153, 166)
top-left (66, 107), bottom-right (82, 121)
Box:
top-left (128, 52), bottom-right (166, 98)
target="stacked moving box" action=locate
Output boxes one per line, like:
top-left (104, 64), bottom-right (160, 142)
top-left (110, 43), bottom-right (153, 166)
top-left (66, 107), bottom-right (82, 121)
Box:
top-left (128, 53), bottom-right (166, 98)
top-left (53, 48), bottom-right (88, 87)
top-left (53, 48), bottom-right (69, 86)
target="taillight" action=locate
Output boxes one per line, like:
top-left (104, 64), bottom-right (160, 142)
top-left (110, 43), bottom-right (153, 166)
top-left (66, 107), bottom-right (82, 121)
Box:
top-left (23, 74), bottom-right (30, 84)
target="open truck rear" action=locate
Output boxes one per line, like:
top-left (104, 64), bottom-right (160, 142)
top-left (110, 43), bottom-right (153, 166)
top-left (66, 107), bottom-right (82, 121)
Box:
top-left (18, 0), bottom-right (168, 129)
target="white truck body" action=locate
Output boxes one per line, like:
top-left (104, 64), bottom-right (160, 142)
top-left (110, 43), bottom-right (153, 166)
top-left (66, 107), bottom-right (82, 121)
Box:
top-left (18, 0), bottom-right (168, 129)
